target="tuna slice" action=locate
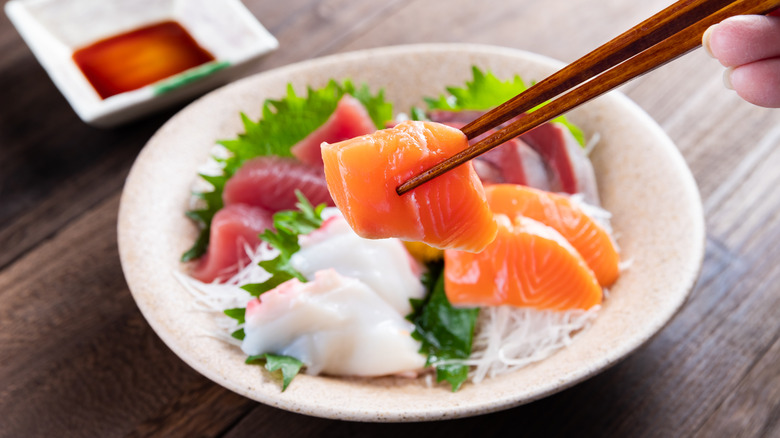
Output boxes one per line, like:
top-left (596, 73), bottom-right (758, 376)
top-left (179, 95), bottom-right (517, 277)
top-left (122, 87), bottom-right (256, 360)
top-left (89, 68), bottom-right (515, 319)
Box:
top-left (429, 110), bottom-right (597, 202)
top-left (428, 110), bottom-right (550, 191)
top-left (223, 156), bottom-right (335, 211)
top-left (520, 122), bottom-right (600, 205)
top-left (191, 204), bottom-right (274, 283)
top-left (473, 138), bottom-right (551, 191)
top-left (290, 95), bottom-right (377, 167)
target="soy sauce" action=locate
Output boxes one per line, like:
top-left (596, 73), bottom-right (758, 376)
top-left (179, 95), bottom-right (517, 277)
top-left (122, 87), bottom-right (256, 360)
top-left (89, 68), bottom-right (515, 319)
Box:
top-left (72, 21), bottom-right (215, 99)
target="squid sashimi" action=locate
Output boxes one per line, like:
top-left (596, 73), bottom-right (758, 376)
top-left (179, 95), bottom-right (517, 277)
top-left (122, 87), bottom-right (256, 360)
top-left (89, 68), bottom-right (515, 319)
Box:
top-left (223, 156), bottom-right (334, 211)
top-left (522, 122), bottom-right (600, 205)
top-left (485, 184), bottom-right (620, 287)
top-left (444, 214), bottom-right (602, 311)
top-left (290, 211), bottom-right (425, 315)
top-left (290, 95), bottom-right (377, 167)
top-left (192, 204), bottom-right (273, 282)
top-left (241, 269), bottom-right (426, 376)
top-left (322, 120), bottom-right (497, 252)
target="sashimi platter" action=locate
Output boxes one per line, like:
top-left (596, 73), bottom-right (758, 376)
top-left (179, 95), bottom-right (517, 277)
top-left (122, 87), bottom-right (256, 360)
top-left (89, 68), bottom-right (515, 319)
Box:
top-left (118, 44), bottom-right (705, 421)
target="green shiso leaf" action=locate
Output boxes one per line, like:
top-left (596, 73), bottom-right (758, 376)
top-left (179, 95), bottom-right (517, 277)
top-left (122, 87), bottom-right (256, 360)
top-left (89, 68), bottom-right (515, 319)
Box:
top-left (246, 353), bottom-right (304, 391)
top-left (410, 261), bottom-right (479, 392)
top-left (231, 328), bottom-right (245, 341)
top-left (241, 191), bottom-right (325, 297)
top-left (425, 66), bottom-right (528, 111)
top-left (424, 66), bottom-right (585, 146)
top-left (181, 80), bottom-right (392, 261)
top-left (224, 307), bottom-right (246, 324)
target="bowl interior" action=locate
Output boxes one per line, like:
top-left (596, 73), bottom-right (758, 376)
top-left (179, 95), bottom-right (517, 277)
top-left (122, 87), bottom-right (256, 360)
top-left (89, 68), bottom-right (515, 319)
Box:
top-left (117, 44), bottom-right (704, 422)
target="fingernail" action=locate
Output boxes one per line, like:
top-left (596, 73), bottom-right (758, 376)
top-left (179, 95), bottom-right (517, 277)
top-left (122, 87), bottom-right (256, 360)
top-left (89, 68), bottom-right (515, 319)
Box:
top-left (723, 67), bottom-right (734, 90)
top-left (702, 25), bottom-right (716, 58)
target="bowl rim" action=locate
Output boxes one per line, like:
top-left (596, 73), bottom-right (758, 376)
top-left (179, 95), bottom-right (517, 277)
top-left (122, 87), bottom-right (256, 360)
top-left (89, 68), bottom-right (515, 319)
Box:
top-left (118, 42), bottom-right (705, 422)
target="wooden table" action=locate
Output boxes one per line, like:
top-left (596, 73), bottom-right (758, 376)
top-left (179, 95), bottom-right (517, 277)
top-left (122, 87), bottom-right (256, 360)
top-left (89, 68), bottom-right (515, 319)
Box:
top-left (2, 0), bottom-right (779, 436)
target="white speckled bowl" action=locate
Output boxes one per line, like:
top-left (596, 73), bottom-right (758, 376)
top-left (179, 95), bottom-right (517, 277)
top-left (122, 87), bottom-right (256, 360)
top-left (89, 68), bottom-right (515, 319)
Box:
top-left (117, 44), bottom-right (705, 422)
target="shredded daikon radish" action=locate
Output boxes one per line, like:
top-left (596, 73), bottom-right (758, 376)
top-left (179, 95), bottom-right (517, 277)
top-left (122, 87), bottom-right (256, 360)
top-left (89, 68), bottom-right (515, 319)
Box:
top-left (175, 242), bottom-right (277, 342)
top-left (446, 306), bottom-right (599, 383)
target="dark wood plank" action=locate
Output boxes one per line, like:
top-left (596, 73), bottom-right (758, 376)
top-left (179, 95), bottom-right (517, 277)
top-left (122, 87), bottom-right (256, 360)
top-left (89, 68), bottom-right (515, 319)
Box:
top-left (695, 333), bottom-right (780, 437)
top-left (0, 195), bottom-right (253, 437)
top-left (243, 0), bottom-right (415, 70)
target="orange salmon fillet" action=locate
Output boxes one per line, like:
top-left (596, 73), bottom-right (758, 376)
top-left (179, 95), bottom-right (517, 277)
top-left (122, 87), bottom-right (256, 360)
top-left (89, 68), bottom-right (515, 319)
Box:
top-left (444, 214), bottom-right (602, 311)
top-left (485, 184), bottom-right (620, 287)
top-left (322, 120), bottom-right (497, 252)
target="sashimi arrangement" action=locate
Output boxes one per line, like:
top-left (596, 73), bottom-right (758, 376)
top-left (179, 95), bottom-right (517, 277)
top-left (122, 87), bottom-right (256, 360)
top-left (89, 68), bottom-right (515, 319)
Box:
top-left (179, 67), bottom-right (621, 392)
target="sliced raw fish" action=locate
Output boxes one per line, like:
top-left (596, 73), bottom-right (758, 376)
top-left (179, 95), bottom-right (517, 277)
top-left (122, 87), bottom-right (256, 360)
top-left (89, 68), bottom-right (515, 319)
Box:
top-left (191, 204), bottom-right (273, 282)
top-left (429, 110), bottom-right (551, 191)
top-left (242, 269), bottom-right (426, 376)
top-left (290, 95), bottom-right (377, 167)
top-left (428, 109), bottom-right (485, 125)
top-left (429, 111), bottom-right (596, 201)
top-left (444, 214), bottom-right (602, 311)
top-left (290, 211), bottom-right (425, 315)
top-left (485, 184), bottom-right (619, 287)
top-left (223, 156), bottom-right (334, 211)
top-left (521, 122), bottom-right (600, 205)
top-left (474, 138), bottom-right (551, 190)
top-left (322, 120), bottom-right (497, 252)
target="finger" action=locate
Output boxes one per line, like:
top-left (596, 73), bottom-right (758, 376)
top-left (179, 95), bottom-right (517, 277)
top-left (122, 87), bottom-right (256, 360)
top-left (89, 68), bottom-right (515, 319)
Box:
top-left (703, 15), bottom-right (780, 67)
top-left (726, 58), bottom-right (780, 108)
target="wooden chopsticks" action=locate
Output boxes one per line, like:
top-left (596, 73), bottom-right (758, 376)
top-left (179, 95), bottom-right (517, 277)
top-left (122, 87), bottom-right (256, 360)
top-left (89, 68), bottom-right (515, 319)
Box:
top-left (396, 0), bottom-right (780, 196)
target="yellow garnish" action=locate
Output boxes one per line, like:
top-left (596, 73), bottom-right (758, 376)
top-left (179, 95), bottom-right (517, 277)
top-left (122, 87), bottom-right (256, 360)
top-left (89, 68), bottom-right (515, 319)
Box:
top-left (403, 241), bottom-right (444, 262)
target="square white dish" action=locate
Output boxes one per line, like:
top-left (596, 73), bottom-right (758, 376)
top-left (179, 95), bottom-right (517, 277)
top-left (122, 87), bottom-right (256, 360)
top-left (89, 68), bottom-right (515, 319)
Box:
top-left (5, 0), bottom-right (279, 127)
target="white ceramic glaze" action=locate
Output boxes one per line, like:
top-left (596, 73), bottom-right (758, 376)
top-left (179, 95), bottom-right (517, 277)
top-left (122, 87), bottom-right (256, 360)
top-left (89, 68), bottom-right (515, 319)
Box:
top-left (117, 44), bottom-right (705, 421)
top-left (5, 0), bottom-right (278, 127)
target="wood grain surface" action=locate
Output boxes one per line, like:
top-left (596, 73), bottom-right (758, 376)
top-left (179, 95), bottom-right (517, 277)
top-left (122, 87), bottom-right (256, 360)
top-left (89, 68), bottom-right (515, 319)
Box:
top-left (1, 0), bottom-right (778, 436)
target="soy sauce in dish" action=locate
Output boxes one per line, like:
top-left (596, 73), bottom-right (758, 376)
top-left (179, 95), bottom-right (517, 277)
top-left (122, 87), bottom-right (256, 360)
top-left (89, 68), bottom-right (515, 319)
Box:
top-left (72, 20), bottom-right (215, 99)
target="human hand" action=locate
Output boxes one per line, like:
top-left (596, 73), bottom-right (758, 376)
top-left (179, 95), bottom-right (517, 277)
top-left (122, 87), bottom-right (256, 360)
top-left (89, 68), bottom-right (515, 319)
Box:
top-left (703, 12), bottom-right (780, 107)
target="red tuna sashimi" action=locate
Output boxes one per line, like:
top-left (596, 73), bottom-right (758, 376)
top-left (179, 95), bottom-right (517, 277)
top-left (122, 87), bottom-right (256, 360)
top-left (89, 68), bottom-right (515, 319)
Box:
top-left (428, 109), bottom-right (486, 125)
top-left (290, 95), bottom-right (377, 167)
top-left (223, 156), bottom-right (335, 211)
top-left (520, 122), bottom-right (600, 205)
top-left (473, 138), bottom-right (550, 190)
top-left (428, 111), bottom-right (598, 202)
top-left (191, 204), bottom-right (274, 282)
top-left (428, 111), bottom-right (550, 190)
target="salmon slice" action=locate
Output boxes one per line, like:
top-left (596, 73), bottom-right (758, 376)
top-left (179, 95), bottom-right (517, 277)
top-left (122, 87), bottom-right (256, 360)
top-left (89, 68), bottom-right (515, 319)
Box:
top-left (444, 214), bottom-right (602, 311)
top-left (485, 184), bottom-right (619, 287)
top-left (322, 120), bottom-right (497, 252)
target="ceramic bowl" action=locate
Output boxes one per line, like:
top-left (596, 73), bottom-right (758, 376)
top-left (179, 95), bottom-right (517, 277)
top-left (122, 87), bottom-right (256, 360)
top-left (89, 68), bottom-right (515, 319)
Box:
top-left (5, 0), bottom-right (278, 127)
top-left (117, 44), bottom-right (705, 421)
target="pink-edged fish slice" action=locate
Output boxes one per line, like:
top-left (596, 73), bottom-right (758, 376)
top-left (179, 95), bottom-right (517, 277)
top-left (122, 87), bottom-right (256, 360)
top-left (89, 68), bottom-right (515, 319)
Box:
top-left (397, 0), bottom-right (780, 195)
